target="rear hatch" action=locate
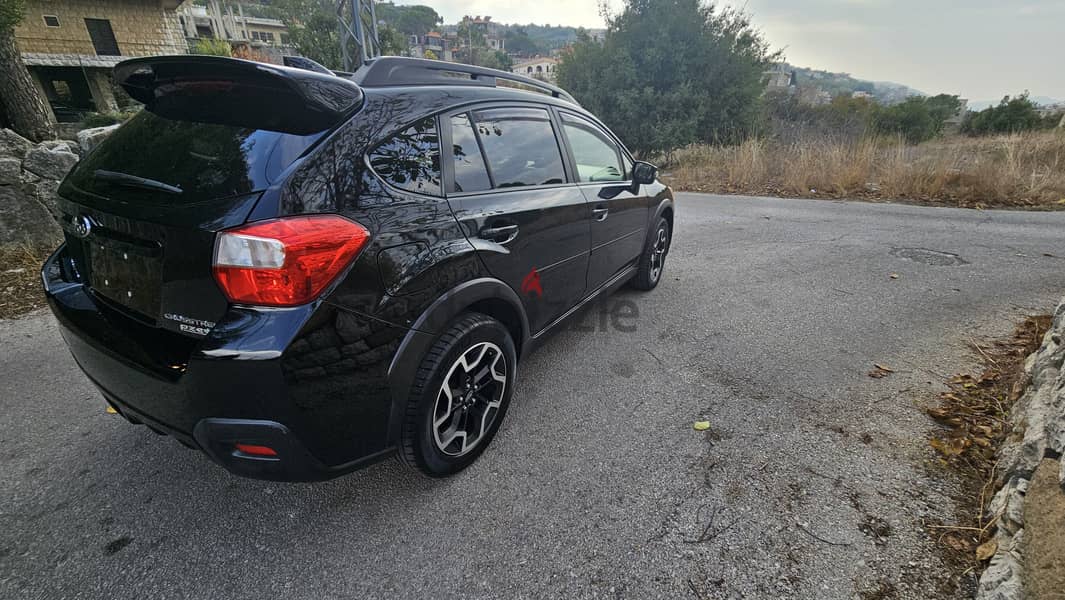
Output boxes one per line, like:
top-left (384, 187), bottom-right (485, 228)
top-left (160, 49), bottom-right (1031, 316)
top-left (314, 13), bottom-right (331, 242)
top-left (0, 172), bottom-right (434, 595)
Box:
top-left (57, 56), bottom-right (363, 338)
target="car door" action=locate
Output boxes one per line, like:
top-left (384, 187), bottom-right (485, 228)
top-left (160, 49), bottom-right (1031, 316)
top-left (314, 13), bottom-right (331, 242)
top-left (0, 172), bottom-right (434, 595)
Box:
top-left (443, 105), bottom-right (591, 334)
top-left (557, 111), bottom-right (650, 292)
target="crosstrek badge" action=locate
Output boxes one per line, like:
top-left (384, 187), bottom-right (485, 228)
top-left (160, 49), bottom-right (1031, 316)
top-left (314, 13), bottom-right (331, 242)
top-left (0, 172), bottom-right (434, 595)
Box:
top-left (164, 313), bottom-right (216, 336)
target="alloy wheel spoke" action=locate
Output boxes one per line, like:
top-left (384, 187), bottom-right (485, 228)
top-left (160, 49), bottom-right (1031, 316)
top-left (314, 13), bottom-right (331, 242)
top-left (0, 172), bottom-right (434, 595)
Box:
top-left (431, 341), bottom-right (507, 457)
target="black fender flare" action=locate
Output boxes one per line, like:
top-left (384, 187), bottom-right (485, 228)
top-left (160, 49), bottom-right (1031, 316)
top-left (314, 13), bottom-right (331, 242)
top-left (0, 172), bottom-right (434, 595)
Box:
top-left (383, 277), bottom-right (530, 444)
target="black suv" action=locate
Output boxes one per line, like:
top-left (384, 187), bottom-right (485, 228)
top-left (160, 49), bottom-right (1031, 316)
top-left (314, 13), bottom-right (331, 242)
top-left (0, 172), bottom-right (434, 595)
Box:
top-left (42, 56), bottom-right (674, 481)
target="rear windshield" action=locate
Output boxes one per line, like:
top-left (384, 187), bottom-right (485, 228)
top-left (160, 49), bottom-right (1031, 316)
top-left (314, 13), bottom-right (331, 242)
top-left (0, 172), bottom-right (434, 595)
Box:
top-left (65, 110), bottom-right (322, 204)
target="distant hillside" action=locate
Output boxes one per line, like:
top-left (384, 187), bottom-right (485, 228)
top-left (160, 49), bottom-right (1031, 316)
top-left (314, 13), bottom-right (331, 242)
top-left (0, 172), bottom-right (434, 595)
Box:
top-left (784, 64), bottom-right (924, 104)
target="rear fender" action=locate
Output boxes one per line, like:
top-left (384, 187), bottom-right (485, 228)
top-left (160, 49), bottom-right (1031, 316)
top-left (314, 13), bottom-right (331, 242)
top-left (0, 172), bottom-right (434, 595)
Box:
top-left (384, 277), bottom-right (529, 445)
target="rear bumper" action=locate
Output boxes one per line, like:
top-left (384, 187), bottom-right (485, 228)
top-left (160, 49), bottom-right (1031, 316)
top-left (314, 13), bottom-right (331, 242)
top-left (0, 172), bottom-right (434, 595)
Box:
top-left (43, 245), bottom-right (400, 482)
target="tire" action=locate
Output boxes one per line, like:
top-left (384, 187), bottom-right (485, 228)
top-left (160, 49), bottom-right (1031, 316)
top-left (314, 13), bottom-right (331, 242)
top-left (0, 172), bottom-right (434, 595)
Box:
top-left (399, 312), bottom-right (517, 477)
top-left (631, 216), bottom-right (671, 290)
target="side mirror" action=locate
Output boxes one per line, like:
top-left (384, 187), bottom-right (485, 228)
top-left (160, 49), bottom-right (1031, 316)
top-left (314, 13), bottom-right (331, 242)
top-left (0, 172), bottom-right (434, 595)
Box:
top-left (632, 161), bottom-right (658, 185)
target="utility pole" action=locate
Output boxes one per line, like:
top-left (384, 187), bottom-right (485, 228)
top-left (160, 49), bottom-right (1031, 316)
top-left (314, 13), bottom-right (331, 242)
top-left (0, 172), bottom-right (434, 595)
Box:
top-left (338, 0), bottom-right (380, 71)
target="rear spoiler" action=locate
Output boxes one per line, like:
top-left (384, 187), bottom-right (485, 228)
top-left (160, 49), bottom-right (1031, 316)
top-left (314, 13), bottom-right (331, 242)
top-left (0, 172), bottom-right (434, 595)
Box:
top-left (115, 55), bottom-right (364, 135)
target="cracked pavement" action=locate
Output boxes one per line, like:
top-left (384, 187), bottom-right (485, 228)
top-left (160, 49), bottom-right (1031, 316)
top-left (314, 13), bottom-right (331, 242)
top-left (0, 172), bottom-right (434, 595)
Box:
top-left (3, 194), bottom-right (1065, 599)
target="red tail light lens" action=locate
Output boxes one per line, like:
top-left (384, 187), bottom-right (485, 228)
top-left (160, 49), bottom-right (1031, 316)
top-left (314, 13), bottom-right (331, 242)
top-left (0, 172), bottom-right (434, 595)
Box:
top-left (234, 443), bottom-right (278, 457)
top-left (212, 215), bottom-right (370, 307)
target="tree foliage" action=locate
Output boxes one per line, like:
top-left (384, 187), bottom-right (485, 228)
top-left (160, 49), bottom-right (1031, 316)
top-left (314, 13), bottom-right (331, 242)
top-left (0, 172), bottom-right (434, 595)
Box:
top-left (874, 94), bottom-right (961, 143)
top-left (0, 0), bottom-right (25, 30)
top-left (557, 0), bottom-right (777, 155)
top-left (961, 93), bottom-right (1053, 136)
top-left (374, 2), bottom-right (441, 37)
top-left (190, 37), bottom-right (232, 57)
top-left (504, 27), bottom-right (546, 56)
top-left (262, 0), bottom-right (410, 69)
top-left (764, 92), bottom-right (962, 145)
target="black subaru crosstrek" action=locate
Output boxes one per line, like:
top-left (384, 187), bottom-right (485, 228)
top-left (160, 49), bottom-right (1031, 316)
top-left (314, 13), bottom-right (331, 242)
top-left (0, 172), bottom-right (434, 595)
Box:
top-left (42, 55), bottom-right (674, 481)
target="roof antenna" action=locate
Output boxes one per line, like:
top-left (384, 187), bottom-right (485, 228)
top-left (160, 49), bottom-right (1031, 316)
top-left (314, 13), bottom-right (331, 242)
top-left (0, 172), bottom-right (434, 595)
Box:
top-left (337, 0), bottom-right (380, 72)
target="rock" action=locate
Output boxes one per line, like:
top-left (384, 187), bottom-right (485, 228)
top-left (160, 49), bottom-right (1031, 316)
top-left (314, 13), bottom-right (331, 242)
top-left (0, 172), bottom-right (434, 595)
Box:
top-left (0, 128), bottom-right (34, 159)
top-left (77, 124), bottom-right (120, 155)
top-left (0, 157), bottom-right (21, 185)
top-left (32, 179), bottom-right (62, 220)
top-left (22, 144), bottom-right (78, 181)
top-left (38, 140), bottom-right (74, 154)
top-left (0, 185), bottom-right (62, 248)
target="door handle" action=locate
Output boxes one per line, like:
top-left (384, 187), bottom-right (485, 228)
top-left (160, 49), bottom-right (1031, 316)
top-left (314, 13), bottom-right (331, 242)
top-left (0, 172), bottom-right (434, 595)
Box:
top-left (593, 206), bottom-right (609, 222)
top-left (478, 224), bottom-right (519, 244)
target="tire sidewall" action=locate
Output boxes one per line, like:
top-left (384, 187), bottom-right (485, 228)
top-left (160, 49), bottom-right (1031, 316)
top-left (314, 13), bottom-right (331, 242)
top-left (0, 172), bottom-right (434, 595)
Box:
top-left (412, 317), bottom-right (517, 477)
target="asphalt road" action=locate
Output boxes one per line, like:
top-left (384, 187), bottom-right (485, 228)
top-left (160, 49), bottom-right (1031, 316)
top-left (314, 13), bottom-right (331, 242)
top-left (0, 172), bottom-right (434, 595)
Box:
top-left (4, 194), bottom-right (1065, 600)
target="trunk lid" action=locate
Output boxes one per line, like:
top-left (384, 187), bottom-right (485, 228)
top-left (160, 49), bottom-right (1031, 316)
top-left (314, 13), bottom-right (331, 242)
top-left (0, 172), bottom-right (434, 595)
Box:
top-left (57, 56), bottom-right (363, 338)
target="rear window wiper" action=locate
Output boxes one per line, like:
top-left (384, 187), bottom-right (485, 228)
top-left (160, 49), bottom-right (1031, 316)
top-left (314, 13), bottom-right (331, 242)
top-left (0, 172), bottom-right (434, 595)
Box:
top-left (93, 170), bottom-right (183, 195)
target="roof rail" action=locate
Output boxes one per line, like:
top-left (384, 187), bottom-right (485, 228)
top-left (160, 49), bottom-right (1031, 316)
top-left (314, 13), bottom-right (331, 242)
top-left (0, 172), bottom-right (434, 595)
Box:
top-left (352, 56), bottom-right (578, 105)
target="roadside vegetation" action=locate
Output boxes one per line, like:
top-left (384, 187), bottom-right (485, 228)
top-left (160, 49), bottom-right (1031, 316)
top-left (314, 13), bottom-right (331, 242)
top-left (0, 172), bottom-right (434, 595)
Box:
top-left (557, 1), bottom-right (1064, 209)
top-left (922, 316), bottom-right (1052, 585)
top-left (0, 244), bottom-right (50, 319)
top-left (663, 130), bottom-right (1065, 209)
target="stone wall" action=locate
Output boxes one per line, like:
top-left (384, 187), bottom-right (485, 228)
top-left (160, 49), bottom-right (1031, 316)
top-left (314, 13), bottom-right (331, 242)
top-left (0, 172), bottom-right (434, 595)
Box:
top-left (14, 0), bottom-right (188, 57)
top-left (977, 298), bottom-right (1065, 599)
top-left (0, 126), bottom-right (118, 249)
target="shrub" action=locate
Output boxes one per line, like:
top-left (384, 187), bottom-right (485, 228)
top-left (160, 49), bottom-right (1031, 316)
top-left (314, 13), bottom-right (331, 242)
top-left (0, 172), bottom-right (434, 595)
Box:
top-left (191, 37), bottom-right (232, 57)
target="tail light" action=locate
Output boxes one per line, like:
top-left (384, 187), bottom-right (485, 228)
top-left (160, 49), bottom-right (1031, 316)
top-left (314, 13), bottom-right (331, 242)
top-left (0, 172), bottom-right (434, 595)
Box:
top-left (212, 215), bottom-right (370, 307)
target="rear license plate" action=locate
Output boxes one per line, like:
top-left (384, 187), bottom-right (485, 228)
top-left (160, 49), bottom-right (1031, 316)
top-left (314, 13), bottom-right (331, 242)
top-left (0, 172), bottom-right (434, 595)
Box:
top-left (88, 243), bottom-right (162, 318)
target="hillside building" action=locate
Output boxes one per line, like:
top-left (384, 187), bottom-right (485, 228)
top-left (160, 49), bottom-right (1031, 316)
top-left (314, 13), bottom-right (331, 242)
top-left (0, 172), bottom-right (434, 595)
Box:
top-left (12, 0), bottom-right (188, 120)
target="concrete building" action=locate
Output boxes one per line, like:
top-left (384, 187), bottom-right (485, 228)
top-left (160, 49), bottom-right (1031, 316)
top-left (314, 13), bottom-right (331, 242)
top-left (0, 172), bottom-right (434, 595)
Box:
top-left (13, 0), bottom-right (188, 120)
top-left (409, 31), bottom-right (452, 61)
top-left (177, 2), bottom-right (289, 47)
top-left (461, 16), bottom-right (504, 52)
top-left (512, 57), bottom-right (559, 83)
top-left (764, 66), bottom-right (797, 92)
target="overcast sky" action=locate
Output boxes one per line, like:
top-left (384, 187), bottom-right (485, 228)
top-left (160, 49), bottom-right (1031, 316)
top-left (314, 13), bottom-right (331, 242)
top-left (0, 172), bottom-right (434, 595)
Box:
top-left (428, 0), bottom-right (1065, 102)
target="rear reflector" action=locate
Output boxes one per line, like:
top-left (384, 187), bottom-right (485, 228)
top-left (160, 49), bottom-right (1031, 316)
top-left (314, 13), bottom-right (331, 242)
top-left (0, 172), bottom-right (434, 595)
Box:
top-left (213, 215), bottom-right (370, 307)
top-left (234, 443), bottom-right (278, 457)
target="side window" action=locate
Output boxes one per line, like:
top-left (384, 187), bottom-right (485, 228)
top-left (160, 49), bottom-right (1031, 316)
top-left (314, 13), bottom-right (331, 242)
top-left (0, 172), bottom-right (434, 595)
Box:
top-left (368, 117), bottom-right (441, 196)
top-left (449, 113), bottom-right (491, 193)
top-left (471, 107), bottom-right (566, 188)
top-left (560, 113), bottom-right (625, 183)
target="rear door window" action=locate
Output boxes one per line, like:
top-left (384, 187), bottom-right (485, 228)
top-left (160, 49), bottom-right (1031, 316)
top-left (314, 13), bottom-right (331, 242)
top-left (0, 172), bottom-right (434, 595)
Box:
top-left (448, 113), bottom-right (491, 193)
top-left (368, 117), bottom-right (442, 196)
top-left (471, 107), bottom-right (566, 188)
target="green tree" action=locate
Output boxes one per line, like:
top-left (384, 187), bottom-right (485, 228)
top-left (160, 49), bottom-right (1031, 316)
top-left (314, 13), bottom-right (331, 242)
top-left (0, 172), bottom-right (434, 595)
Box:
top-left (475, 50), bottom-right (513, 72)
top-left (874, 97), bottom-right (938, 143)
top-left (374, 2), bottom-right (442, 37)
top-left (557, 0), bottom-right (776, 155)
top-left (504, 27), bottom-right (546, 56)
top-left (962, 93), bottom-right (1044, 136)
top-left (0, 0), bottom-right (54, 140)
top-left (378, 25), bottom-right (408, 56)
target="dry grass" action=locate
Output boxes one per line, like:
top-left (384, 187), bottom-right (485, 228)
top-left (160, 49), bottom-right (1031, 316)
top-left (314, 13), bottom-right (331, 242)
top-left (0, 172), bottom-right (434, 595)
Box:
top-left (0, 244), bottom-right (50, 319)
top-left (923, 316), bottom-right (1053, 586)
top-left (663, 130), bottom-right (1065, 209)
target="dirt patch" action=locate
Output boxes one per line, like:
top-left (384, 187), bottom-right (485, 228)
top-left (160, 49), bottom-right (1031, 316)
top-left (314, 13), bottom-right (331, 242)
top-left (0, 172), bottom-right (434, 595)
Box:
top-left (923, 316), bottom-right (1052, 582)
top-left (0, 245), bottom-right (50, 319)
top-left (1024, 458), bottom-right (1065, 600)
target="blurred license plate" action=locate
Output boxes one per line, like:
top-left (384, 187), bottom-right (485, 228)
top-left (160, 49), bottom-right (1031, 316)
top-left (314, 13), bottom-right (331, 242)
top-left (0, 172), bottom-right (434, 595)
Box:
top-left (89, 243), bottom-right (162, 317)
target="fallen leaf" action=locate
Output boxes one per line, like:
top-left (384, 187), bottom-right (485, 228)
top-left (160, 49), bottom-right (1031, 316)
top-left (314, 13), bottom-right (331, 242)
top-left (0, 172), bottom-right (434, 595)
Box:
top-left (930, 436), bottom-right (968, 456)
top-left (693, 421), bottom-right (711, 431)
top-left (976, 539), bottom-right (998, 561)
top-left (868, 364), bottom-right (895, 378)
